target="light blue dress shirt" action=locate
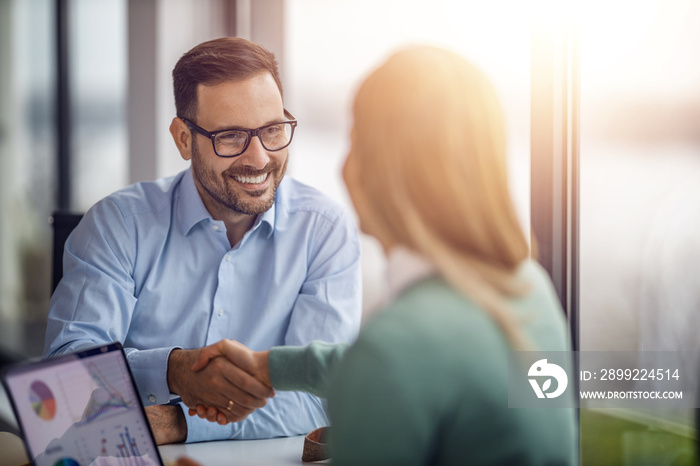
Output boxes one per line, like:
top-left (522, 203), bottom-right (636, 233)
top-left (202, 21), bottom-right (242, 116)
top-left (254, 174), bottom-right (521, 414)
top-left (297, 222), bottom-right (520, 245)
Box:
top-left (44, 168), bottom-right (362, 442)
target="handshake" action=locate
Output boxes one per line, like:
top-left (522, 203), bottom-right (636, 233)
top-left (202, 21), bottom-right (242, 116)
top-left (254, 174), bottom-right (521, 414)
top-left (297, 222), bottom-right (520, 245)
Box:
top-left (167, 339), bottom-right (276, 425)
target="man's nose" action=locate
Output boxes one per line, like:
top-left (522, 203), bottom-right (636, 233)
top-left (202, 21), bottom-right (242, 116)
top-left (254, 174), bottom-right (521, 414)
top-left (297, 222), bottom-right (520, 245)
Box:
top-left (238, 135), bottom-right (270, 170)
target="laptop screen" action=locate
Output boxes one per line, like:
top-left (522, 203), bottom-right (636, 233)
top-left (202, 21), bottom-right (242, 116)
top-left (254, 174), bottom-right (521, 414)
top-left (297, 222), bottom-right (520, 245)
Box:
top-left (3, 343), bottom-right (163, 466)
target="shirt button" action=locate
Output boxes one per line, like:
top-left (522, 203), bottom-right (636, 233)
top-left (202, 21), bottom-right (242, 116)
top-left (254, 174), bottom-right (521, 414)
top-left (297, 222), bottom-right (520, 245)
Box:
top-left (218, 309), bottom-right (224, 316)
top-left (212, 225), bottom-right (220, 231)
top-left (149, 395), bottom-right (156, 403)
top-left (225, 255), bottom-right (231, 262)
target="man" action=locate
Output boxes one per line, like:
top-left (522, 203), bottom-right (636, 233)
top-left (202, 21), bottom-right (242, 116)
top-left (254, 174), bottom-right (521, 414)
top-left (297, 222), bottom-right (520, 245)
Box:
top-left (44, 37), bottom-right (362, 444)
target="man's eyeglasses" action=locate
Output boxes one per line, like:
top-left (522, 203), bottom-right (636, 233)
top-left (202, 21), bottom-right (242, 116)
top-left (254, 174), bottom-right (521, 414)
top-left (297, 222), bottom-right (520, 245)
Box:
top-left (182, 109), bottom-right (298, 158)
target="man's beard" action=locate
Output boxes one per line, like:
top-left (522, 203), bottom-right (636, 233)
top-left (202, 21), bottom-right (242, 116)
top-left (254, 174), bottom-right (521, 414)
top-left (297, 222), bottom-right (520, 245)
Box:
top-left (190, 141), bottom-right (286, 215)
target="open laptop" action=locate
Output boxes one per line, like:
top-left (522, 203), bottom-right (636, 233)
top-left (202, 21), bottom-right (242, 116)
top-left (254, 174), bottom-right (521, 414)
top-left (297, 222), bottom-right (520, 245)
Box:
top-left (2, 342), bottom-right (165, 466)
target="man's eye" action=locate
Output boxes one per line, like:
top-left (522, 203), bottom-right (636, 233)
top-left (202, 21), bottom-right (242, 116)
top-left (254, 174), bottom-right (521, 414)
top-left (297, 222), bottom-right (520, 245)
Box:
top-left (264, 125), bottom-right (283, 135)
top-left (218, 132), bottom-right (246, 143)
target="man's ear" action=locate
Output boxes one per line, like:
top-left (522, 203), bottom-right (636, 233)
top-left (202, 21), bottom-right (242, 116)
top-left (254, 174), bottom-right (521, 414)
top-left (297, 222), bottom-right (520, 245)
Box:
top-left (170, 117), bottom-right (193, 161)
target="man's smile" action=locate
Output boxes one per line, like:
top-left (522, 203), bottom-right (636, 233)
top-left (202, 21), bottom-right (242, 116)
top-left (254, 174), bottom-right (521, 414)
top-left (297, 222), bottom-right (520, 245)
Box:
top-left (229, 172), bottom-right (271, 189)
top-left (233, 172), bottom-right (269, 184)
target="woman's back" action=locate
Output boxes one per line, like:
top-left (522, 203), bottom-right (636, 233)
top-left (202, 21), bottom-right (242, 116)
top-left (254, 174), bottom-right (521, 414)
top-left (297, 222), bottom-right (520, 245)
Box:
top-left (327, 260), bottom-right (577, 465)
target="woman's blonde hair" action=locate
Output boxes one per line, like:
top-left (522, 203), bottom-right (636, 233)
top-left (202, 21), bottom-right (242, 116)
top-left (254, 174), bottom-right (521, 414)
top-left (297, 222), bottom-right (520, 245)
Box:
top-left (351, 46), bottom-right (531, 348)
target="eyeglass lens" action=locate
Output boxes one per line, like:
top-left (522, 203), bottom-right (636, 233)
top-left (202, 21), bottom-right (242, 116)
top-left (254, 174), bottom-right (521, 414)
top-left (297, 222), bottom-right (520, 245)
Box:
top-left (215, 123), bottom-right (294, 156)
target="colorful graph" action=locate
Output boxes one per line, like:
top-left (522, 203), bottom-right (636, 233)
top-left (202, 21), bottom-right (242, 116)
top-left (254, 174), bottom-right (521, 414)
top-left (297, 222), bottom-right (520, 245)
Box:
top-left (117, 426), bottom-right (143, 459)
top-left (80, 387), bottom-right (130, 423)
top-left (30, 380), bottom-right (57, 421)
top-left (53, 459), bottom-right (79, 466)
top-left (77, 361), bottom-right (133, 424)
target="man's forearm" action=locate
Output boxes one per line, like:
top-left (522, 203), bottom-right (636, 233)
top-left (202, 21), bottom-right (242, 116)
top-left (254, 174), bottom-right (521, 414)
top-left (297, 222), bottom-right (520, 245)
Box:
top-left (167, 348), bottom-right (193, 395)
top-left (146, 405), bottom-right (187, 445)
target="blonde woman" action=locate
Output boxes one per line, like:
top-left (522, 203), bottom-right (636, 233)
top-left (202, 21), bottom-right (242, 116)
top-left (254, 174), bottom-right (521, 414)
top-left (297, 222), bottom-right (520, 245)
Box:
top-left (186, 46), bottom-right (577, 465)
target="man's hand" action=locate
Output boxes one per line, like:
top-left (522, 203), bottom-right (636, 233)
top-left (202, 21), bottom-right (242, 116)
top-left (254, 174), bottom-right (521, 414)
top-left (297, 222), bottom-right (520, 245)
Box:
top-left (186, 339), bottom-right (272, 425)
top-left (145, 405), bottom-right (187, 445)
top-left (167, 343), bottom-right (274, 424)
top-left (191, 339), bottom-right (271, 386)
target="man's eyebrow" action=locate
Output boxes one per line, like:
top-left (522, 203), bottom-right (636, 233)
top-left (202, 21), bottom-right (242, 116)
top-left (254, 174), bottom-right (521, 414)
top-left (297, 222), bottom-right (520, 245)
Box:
top-left (214, 116), bottom-right (287, 132)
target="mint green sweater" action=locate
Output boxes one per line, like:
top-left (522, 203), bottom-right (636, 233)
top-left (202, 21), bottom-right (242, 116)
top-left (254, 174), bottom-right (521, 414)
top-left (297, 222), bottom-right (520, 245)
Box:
top-left (269, 261), bottom-right (577, 465)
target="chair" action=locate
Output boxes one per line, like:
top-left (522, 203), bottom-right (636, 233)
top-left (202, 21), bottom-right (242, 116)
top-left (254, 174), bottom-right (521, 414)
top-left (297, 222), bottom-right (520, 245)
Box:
top-left (50, 211), bottom-right (83, 293)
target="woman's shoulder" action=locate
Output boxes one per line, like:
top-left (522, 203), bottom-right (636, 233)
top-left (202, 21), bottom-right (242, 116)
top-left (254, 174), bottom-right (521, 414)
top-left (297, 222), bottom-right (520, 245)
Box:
top-left (361, 262), bottom-right (569, 353)
top-left (357, 277), bottom-right (509, 366)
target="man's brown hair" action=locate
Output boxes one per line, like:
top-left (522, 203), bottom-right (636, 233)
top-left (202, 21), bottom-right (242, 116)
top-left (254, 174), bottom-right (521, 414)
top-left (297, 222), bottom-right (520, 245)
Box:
top-left (173, 37), bottom-right (283, 120)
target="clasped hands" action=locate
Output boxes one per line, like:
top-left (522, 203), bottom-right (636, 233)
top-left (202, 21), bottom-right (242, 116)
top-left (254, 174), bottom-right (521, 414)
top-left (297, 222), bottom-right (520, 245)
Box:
top-left (168, 339), bottom-right (274, 425)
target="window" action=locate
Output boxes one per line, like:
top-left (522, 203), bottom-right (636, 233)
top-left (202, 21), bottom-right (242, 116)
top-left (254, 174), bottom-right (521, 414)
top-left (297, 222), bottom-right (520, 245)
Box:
top-left (0, 0), bottom-right (56, 323)
top-left (579, 0), bottom-right (700, 461)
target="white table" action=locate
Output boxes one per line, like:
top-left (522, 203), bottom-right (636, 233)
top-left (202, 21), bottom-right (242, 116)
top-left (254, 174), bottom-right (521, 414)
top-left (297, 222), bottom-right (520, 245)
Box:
top-left (159, 435), bottom-right (310, 465)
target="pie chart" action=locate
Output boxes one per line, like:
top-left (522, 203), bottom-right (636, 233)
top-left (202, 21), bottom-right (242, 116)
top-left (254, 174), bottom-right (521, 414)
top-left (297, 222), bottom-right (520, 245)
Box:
top-left (29, 381), bottom-right (57, 421)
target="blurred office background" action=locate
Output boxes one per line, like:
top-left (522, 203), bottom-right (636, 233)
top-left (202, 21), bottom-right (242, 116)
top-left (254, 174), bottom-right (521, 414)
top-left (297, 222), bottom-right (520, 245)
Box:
top-left (1, 0), bottom-right (699, 463)
top-left (0, 0), bottom-right (532, 326)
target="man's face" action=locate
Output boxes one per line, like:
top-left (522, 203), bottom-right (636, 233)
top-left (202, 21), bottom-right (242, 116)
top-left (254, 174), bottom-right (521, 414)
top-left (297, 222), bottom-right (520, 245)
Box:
top-left (189, 73), bottom-right (288, 218)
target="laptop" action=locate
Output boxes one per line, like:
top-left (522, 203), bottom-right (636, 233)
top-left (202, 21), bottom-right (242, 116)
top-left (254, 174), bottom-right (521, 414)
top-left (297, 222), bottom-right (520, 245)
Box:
top-left (2, 342), bottom-right (165, 466)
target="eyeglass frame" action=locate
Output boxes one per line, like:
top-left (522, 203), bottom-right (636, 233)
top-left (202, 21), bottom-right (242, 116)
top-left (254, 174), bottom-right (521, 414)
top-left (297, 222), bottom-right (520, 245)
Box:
top-left (181, 109), bottom-right (298, 158)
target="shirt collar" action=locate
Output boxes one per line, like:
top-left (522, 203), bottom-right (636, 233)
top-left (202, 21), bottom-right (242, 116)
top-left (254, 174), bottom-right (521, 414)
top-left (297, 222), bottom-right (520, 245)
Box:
top-left (179, 168), bottom-right (210, 235)
top-left (259, 199), bottom-right (276, 238)
top-left (364, 246), bottom-right (436, 319)
top-left (384, 246), bottom-right (436, 304)
top-left (178, 167), bottom-right (276, 237)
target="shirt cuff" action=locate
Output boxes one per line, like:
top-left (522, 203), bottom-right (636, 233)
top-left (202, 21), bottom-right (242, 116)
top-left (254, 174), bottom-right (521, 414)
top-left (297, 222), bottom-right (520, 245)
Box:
top-left (269, 342), bottom-right (347, 398)
top-left (125, 346), bottom-right (179, 405)
top-left (269, 345), bottom-right (309, 391)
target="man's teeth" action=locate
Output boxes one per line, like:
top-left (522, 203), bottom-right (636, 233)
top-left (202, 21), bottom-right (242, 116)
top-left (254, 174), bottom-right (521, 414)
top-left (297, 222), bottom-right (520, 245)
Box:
top-left (234, 173), bottom-right (267, 184)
